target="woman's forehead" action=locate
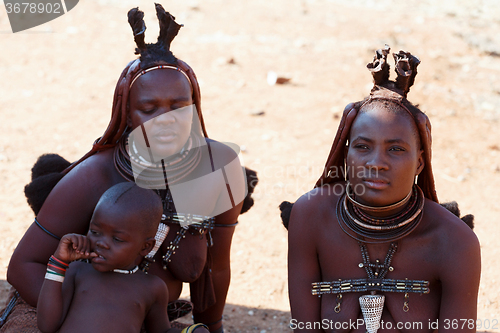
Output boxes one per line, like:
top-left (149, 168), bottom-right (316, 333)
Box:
top-left (130, 69), bottom-right (192, 98)
top-left (350, 105), bottom-right (420, 144)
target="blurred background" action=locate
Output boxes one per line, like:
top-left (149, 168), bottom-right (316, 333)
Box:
top-left (1, 1), bottom-right (499, 331)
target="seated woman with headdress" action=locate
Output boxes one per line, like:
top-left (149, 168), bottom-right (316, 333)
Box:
top-left (282, 46), bottom-right (480, 332)
top-left (1, 4), bottom-right (256, 333)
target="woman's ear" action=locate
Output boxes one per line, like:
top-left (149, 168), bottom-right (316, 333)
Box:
top-left (416, 149), bottom-right (425, 176)
top-left (139, 238), bottom-right (156, 257)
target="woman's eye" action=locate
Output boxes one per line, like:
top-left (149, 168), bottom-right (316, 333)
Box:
top-left (142, 108), bottom-right (156, 114)
top-left (354, 144), bottom-right (369, 150)
top-left (389, 147), bottom-right (405, 152)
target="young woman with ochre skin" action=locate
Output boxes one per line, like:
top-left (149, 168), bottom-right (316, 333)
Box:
top-left (3, 5), bottom-right (253, 333)
top-left (283, 46), bottom-right (480, 333)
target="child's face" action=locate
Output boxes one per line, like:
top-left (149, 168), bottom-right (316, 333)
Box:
top-left (87, 207), bottom-right (148, 272)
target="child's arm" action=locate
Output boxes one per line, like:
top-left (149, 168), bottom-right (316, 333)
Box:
top-left (144, 278), bottom-right (209, 333)
top-left (144, 278), bottom-right (171, 333)
top-left (37, 234), bottom-right (96, 332)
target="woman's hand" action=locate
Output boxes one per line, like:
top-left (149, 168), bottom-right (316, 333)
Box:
top-left (53, 234), bottom-right (97, 263)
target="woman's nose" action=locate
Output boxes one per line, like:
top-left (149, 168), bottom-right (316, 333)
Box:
top-left (153, 110), bottom-right (175, 125)
top-left (365, 149), bottom-right (389, 171)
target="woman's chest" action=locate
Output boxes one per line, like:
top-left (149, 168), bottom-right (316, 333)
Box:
top-left (156, 224), bottom-right (209, 283)
top-left (167, 155), bottom-right (232, 217)
top-left (319, 291), bottom-right (439, 333)
top-left (315, 228), bottom-right (441, 332)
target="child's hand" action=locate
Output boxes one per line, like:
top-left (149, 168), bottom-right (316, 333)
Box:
top-left (53, 234), bottom-right (97, 263)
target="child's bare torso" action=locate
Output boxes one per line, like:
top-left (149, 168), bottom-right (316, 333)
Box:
top-left (58, 262), bottom-right (160, 333)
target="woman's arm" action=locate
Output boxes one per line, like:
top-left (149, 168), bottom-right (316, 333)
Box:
top-left (288, 195), bottom-right (322, 332)
top-left (191, 140), bottom-right (245, 332)
top-left (7, 152), bottom-right (116, 306)
top-left (438, 218), bottom-right (481, 332)
top-left (190, 198), bottom-right (242, 332)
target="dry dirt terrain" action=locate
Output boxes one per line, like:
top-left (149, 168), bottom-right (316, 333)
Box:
top-left (1, 1), bottom-right (499, 332)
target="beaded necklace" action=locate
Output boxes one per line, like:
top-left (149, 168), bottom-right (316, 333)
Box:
top-left (114, 133), bottom-right (203, 187)
top-left (337, 185), bottom-right (425, 243)
top-left (113, 266), bottom-right (139, 274)
top-left (351, 186), bottom-right (417, 226)
top-left (346, 183), bottom-right (413, 214)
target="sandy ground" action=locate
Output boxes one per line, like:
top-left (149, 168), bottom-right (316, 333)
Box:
top-left (1, 1), bottom-right (499, 332)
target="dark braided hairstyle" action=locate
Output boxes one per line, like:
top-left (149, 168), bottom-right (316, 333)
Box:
top-left (63, 3), bottom-right (207, 174)
top-left (281, 45), bottom-right (474, 229)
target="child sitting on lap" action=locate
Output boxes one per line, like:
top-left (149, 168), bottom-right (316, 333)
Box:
top-left (37, 182), bottom-right (208, 333)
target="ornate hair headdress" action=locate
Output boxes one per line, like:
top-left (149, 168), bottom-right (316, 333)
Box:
top-left (361, 44), bottom-right (422, 117)
top-left (314, 45), bottom-right (438, 203)
top-left (366, 44), bottom-right (421, 99)
top-left (127, 4), bottom-right (193, 89)
top-left (63, 4), bottom-right (207, 174)
top-left (128, 3), bottom-right (182, 65)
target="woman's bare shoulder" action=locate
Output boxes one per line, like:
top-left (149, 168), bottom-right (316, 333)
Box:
top-left (205, 138), bottom-right (239, 170)
top-left (36, 149), bottom-right (124, 233)
top-left (69, 149), bottom-right (116, 177)
top-left (54, 149), bottom-right (123, 193)
top-left (422, 200), bottom-right (481, 300)
top-left (422, 199), bottom-right (479, 256)
top-left (424, 200), bottom-right (477, 236)
top-left (288, 182), bottom-right (345, 232)
top-left (294, 183), bottom-right (345, 212)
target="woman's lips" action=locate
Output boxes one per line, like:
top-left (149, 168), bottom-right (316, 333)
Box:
top-left (153, 131), bottom-right (176, 143)
top-left (362, 178), bottom-right (390, 190)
